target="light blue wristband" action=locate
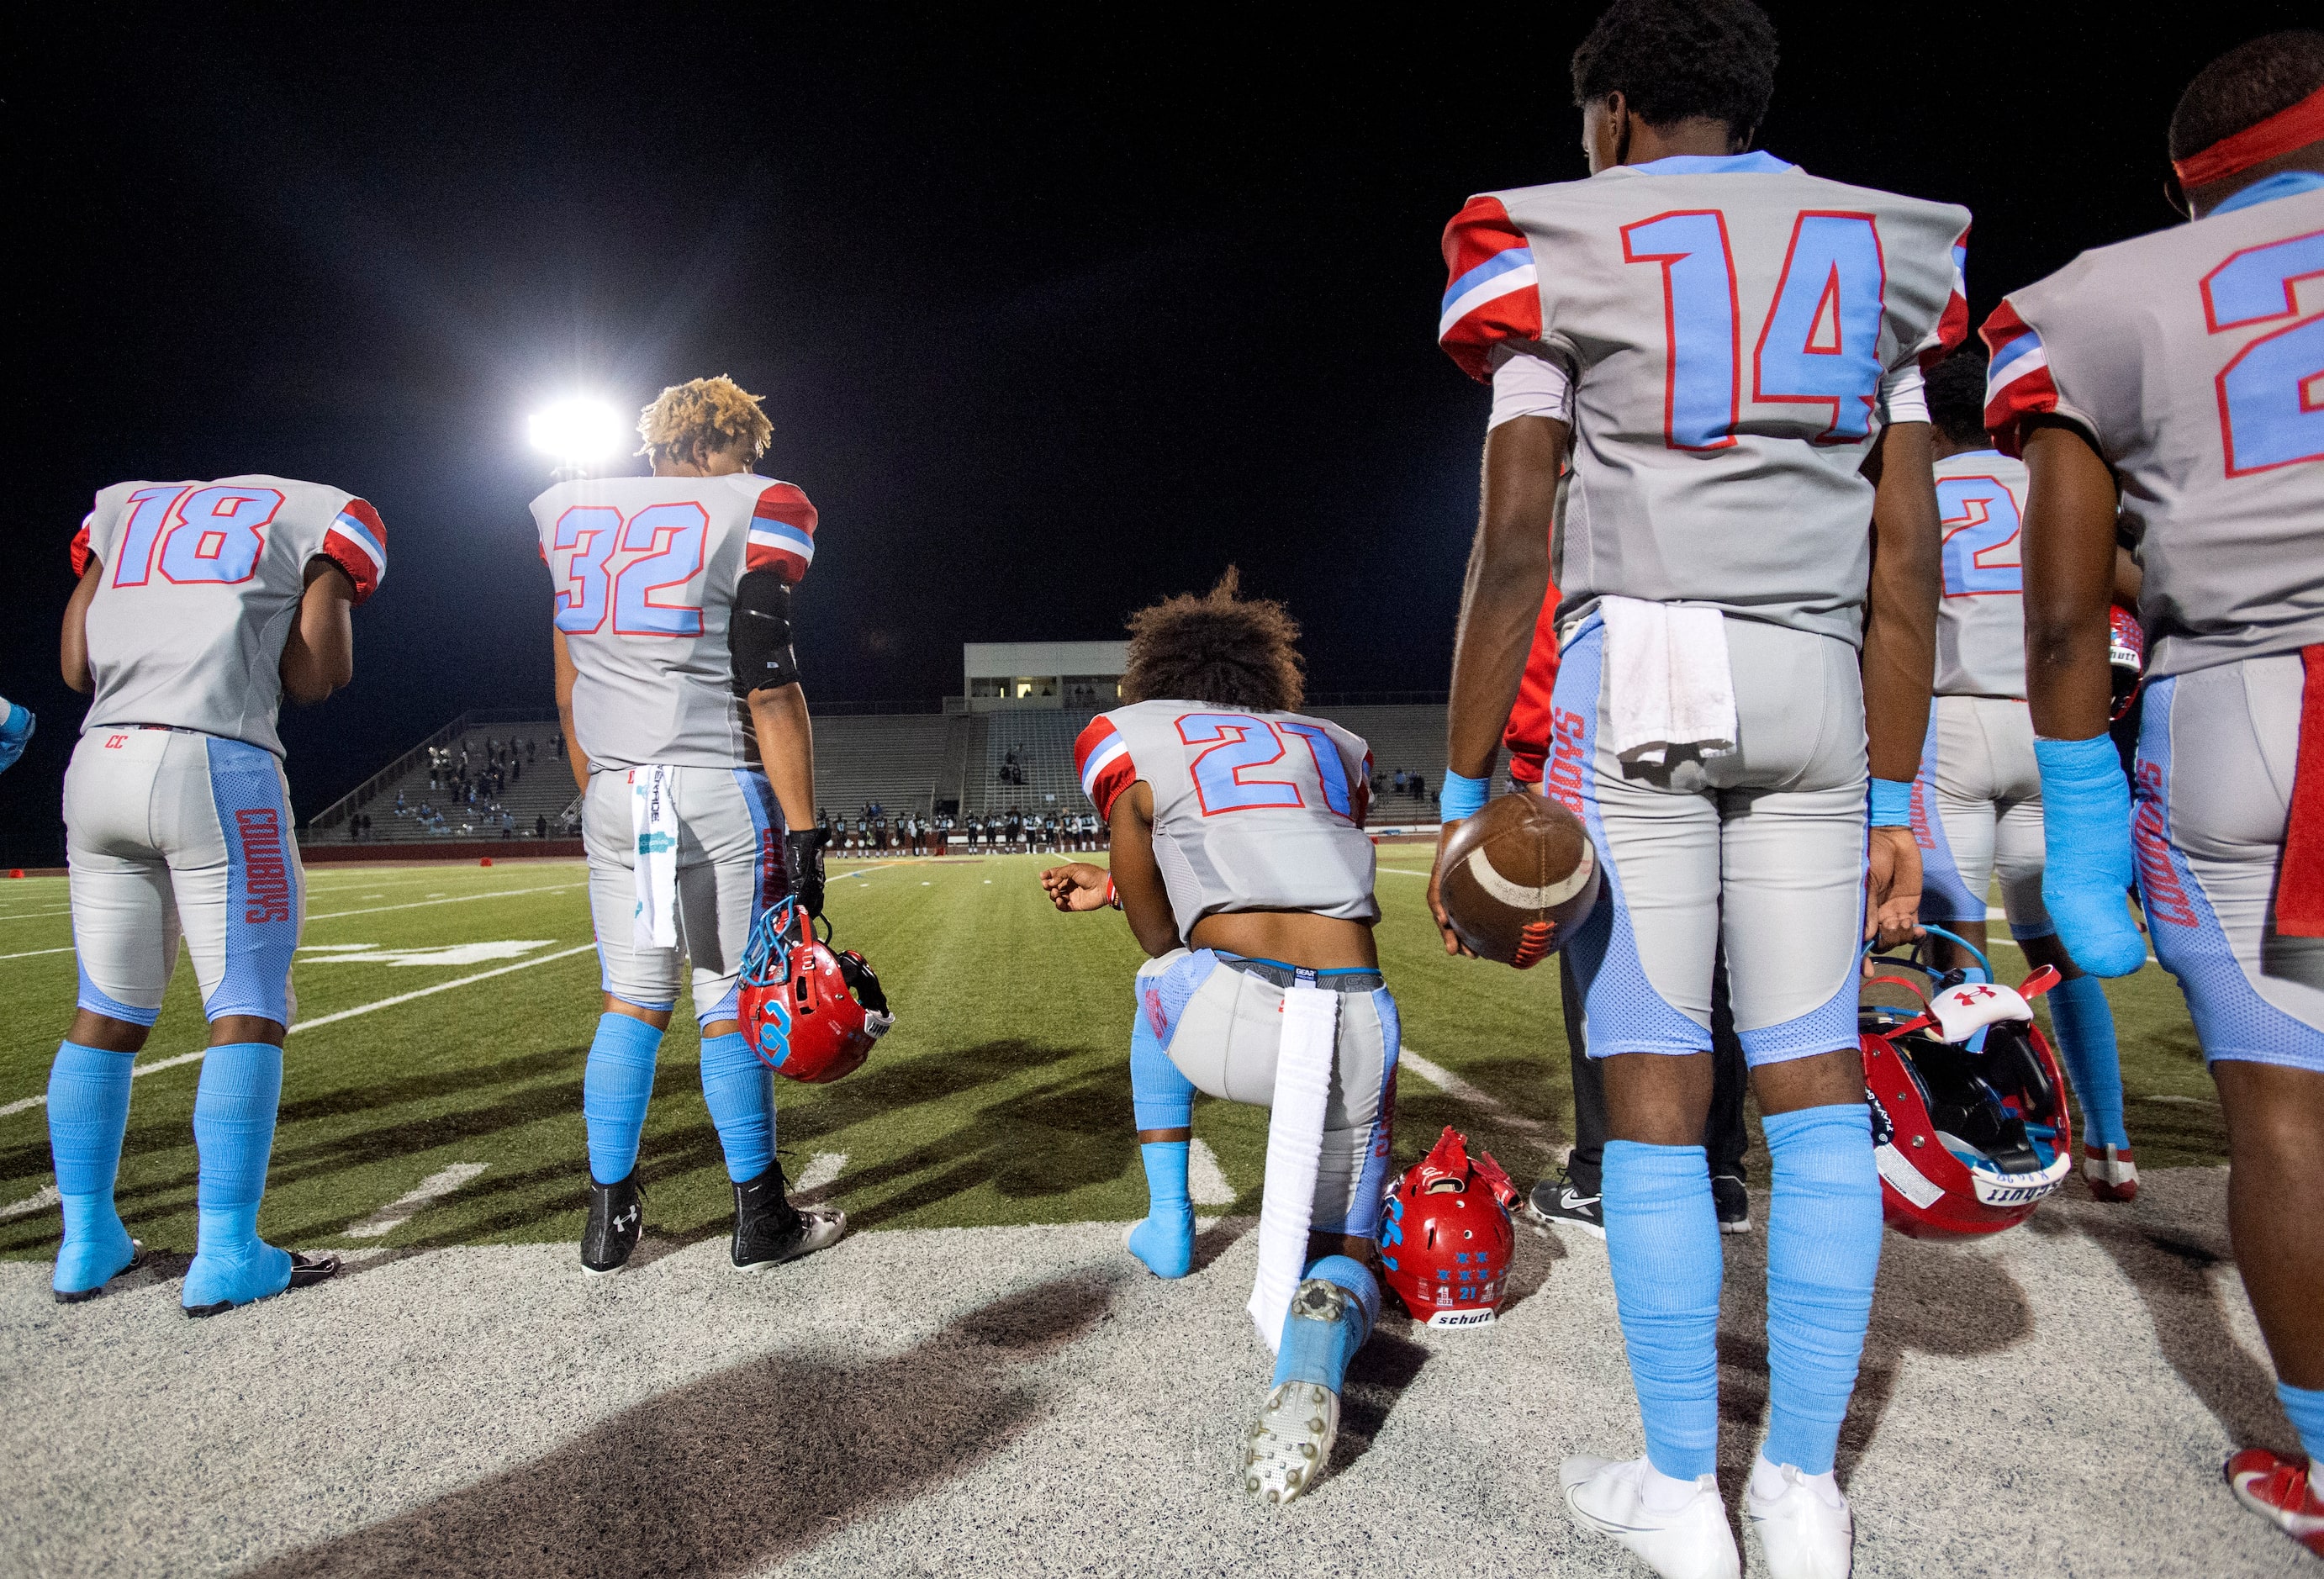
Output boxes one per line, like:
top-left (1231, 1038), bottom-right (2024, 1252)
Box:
top-left (1868, 778), bottom-right (1914, 827)
top-left (1439, 770), bottom-right (1491, 823)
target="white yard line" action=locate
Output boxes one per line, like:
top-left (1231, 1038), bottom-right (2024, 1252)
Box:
top-left (0, 1184), bottom-right (59, 1219)
top-left (0, 946), bottom-right (77, 963)
top-left (1186, 1138), bottom-right (1235, 1206)
top-left (1399, 1048), bottom-right (1557, 1143)
top-left (794, 1151), bottom-right (848, 1194)
top-left (344, 1163), bottom-right (488, 1239)
top-left (306, 884), bottom-right (584, 922)
top-left (0, 943), bottom-right (599, 1120)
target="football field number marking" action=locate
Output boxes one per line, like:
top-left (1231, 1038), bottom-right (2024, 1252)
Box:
top-left (1625, 207), bottom-right (1888, 451)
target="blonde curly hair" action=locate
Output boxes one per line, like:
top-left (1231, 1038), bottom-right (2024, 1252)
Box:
top-left (636, 376), bottom-right (774, 467)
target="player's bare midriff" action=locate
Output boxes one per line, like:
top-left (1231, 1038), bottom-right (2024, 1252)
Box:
top-left (1186, 909), bottom-right (1378, 971)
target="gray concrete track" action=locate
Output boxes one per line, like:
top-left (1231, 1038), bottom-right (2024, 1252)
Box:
top-left (0, 1168), bottom-right (2309, 1577)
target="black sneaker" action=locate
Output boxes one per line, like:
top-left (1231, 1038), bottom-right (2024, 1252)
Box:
top-left (581, 1170), bottom-right (645, 1276)
top-left (1527, 1167), bottom-right (1604, 1240)
top-left (732, 1160), bottom-right (847, 1273)
top-left (1711, 1171), bottom-right (1752, 1234)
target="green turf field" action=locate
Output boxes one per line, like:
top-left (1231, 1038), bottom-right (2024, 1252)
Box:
top-left (0, 851), bottom-right (2223, 1265)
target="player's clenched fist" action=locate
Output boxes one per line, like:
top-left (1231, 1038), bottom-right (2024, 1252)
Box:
top-left (1040, 863), bottom-right (1114, 913)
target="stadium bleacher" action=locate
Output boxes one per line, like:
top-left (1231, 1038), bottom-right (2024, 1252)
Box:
top-left (305, 699), bottom-right (1509, 846)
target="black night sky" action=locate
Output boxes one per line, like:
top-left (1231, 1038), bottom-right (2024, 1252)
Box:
top-left (1, 3), bottom-right (2311, 863)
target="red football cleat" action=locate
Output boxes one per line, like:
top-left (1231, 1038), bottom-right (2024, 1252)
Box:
top-left (2226, 1447), bottom-right (2324, 1557)
top-left (2084, 1143), bottom-right (2138, 1202)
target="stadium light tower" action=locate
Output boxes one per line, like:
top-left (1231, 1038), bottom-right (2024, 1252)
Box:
top-left (527, 397), bottom-right (625, 482)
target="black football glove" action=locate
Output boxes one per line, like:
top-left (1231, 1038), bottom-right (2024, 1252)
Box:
top-left (784, 827), bottom-right (830, 919)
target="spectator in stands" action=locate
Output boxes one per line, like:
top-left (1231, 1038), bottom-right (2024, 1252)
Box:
top-left (526, 737), bottom-right (537, 763)
top-left (536, 813), bottom-right (548, 839)
top-left (1411, 772), bottom-right (1427, 803)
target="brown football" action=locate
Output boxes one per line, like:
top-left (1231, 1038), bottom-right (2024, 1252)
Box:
top-left (1438, 791), bottom-right (1601, 969)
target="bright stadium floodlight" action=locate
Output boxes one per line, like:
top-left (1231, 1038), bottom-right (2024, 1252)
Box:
top-left (527, 398), bottom-right (626, 480)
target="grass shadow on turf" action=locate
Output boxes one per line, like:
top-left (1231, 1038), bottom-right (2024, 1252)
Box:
top-left (1711, 1226), bottom-right (2033, 1500)
top-left (235, 1269), bottom-right (1126, 1579)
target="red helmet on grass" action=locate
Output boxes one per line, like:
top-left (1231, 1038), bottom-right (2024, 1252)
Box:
top-left (1376, 1127), bottom-right (1520, 1328)
top-left (737, 899), bottom-right (894, 1084)
top-left (1861, 934), bottom-right (2073, 1239)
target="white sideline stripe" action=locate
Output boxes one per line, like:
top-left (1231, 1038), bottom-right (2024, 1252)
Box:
top-left (344, 1163), bottom-right (487, 1239)
top-left (1187, 1138), bottom-right (1235, 1206)
top-left (1985, 935), bottom-right (2158, 964)
top-left (1, 1185), bottom-right (59, 1219)
top-left (2147, 1093), bottom-right (2216, 1107)
top-left (307, 884), bottom-right (584, 922)
top-left (1399, 1049), bottom-right (1555, 1141)
top-left (794, 1151), bottom-right (848, 1194)
top-left (0, 943), bottom-right (599, 1120)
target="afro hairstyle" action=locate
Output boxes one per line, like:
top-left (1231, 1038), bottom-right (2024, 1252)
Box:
top-left (1119, 568), bottom-right (1305, 715)
top-left (637, 376), bottom-right (774, 467)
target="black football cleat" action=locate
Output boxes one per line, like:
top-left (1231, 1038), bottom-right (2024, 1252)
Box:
top-left (183, 1250), bottom-right (341, 1319)
top-left (731, 1160), bottom-right (846, 1273)
top-left (1711, 1171), bottom-right (1753, 1235)
top-left (581, 1170), bottom-right (645, 1276)
top-left (1527, 1167), bottom-right (1605, 1240)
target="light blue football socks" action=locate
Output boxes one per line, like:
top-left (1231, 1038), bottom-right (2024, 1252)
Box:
top-left (2279, 1381), bottom-right (2324, 1471)
top-left (1603, 1139), bottom-right (1723, 1481)
top-left (182, 1043), bottom-right (292, 1311)
top-left (1761, 1104), bottom-right (1883, 1475)
top-left (583, 1012), bottom-right (663, 1184)
top-left (1127, 999), bottom-right (1197, 1278)
top-left (698, 1030), bottom-right (774, 1183)
top-left (2047, 973), bottom-right (2130, 1151)
top-left (46, 1040), bottom-right (136, 1297)
top-left (1272, 1254), bottom-right (1379, 1393)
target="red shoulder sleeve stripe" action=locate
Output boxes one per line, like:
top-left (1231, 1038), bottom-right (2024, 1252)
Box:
top-left (747, 482), bottom-right (818, 583)
top-left (1920, 229), bottom-right (1972, 372)
top-left (320, 498), bottom-right (388, 604)
top-left (1075, 715), bottom-right (1136, 820)
top-left (71, 515), bottom-right (94, 578)
top-left (1978, 300), bottom-right (2057, 459)
top-left (1439, 195), bottom-right (1542, 383)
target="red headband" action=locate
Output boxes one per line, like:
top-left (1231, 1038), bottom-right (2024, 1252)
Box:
top-left (2173, 81), bottom-right (2324, 188)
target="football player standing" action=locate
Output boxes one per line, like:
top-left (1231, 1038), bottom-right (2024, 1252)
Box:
top-left (1041, 573), bottom-right (1391, 1506)
top-left (48, 473), bottom-right (386, 1312)
top-left (1912, 349), bottom-right (2139, 1200)
top-left (1994, 29), bottom-right (2324, 1557)
top-left (536, 376), bottom-right (842, 1277)
top-left (1428, 2), bottom-right (1962, 1573)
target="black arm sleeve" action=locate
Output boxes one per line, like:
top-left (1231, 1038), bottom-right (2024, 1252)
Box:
top-left (732, 569), bottom-right (801, 696)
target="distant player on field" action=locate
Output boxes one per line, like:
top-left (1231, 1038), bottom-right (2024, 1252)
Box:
top-left (1429, 2), bottom-right (1962, 1571)
top-left (1042, 571), bottom-right (1389, 1505)
top-left (48, 473), bottom-right (386, 1312)
top-left (1993, 30), bottom-right (2324, 1556)
top-left (535, 376), bottom-right (842, 1277)
top-left (1914, 348), bottom-right (2139, 1200)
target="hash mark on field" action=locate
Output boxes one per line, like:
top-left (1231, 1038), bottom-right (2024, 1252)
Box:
top-left (794, 1152), bottom-right (847, 1194)
top-left (1187, 1139), bottom-right (1235, 1206)
top-left (1, 1184), bottom-right (59, 1219)
top-left (345, 1163), bottom-right (487, 1239)
top-left (0, 943), bottom-right (599, 1120)
top-left (1401, 1049), bottom-right (1557, 1146)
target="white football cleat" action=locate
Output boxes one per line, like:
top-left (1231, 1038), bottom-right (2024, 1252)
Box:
top-left (1745, 1456), bottom-right (1854, 1579)
top-left (1559, 1453), bottom-right (1739, 1579)
top-left (1244, 1381), bottom-right (1339, 1505)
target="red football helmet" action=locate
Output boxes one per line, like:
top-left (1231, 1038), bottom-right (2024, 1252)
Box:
top-left (1861, 936), bottom-right (2073, 1239)
top-left (737, 900), bottom-right (894, 1084)
top-left (1376, 1127), bottom-right (1520, 1328)
top-left (2108, 604), bottom-right (2147, 722)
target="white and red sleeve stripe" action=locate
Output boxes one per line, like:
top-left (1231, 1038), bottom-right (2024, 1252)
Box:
top-left (1439, 195), bottom-right (1543, 384)
top-left (1918, 227), bottom-right (1973, 372)
top-left (320, 498), bottom-right (388, 604)
top-left (71, 512), bottom-right (95, 578)
top-left (747, 482), bottom-right (818, 584)
top-left (1978, 300), bottom-right (2059, 458)
top-left (1075, 714), bottom-right (1136, 820)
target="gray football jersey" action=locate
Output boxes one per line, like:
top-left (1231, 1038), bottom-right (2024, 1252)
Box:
top-left (73, 476), bottom-right (388, 756)
top-left (1075, 700), bottom-right (1377, 941)
top-left (531, 472), bottom-right (817, 772)
top-left (1439, 152), bottom-right (1970, 644)
top-left (1932, 448), bottom-right (2029, 698)
top-left (1985, 186), bottom-right (2324, 679)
